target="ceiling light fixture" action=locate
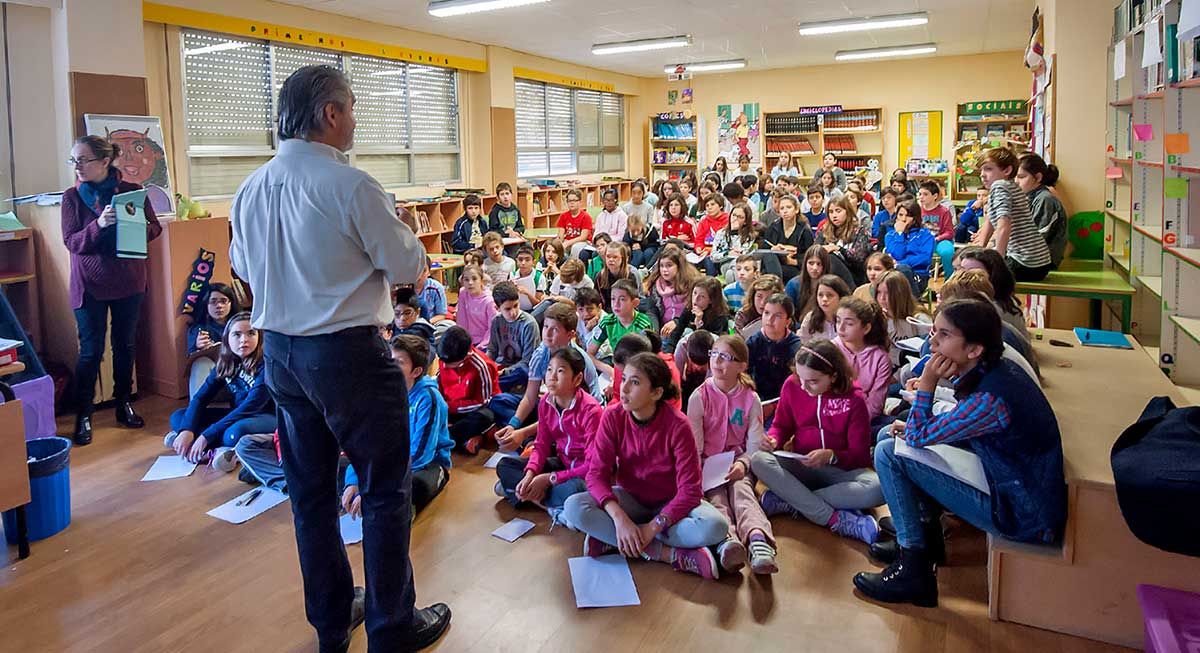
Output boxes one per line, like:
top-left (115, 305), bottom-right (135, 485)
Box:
top-left (834, 43), bottom-right (937, 61)
top-left (428, 0), bottom-right (550, 18)
top-left (664, 59), bottom-right (747, 74)
top-left (799, 12), bottom-right (928, 36)
top-left (593, 35), bottom-right (692, 55)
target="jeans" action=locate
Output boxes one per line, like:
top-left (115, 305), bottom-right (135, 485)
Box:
top-left (954, 223), bottom-right (975, 243)
top-left (71, 292), bottom-right (143, 414)
top-left (874, 437), bottom-right (996, 549)
top-left (498, 366), bottom-right (529, 393)
top-left (495, 455), bottom-right (587, 509)
top-left (235, 433), bottom-right (289, 492)
top-left (263, 327), bottom-right (418, 650)
top-left (630, 246), bottom-right (658, 268)
top-left (169, 407), bottom-right (278, 448)
top-left (896, 264), bottom-right (930, 296)
top-left (563, 488), bottom-right (729, 550)
top-left (750, 451), bottom-right (883, 525)
top-left (935, 239), bottom-right (955, 279)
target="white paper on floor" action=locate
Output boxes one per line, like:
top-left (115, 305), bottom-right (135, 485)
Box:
top-left (340, 513), bottom-right (364, 545)
top-left (484, 451), bottom-right (519, 469)
top-left (700, 450), bottom-right (736, 493)
top-left (141, 455), bottom-right (198, 482)
top-left (206, 488), bottom-right (288, 524)
top-left (491, 518), bottom-right (536, 542)
top-left (568, 555), bottom-right (641, 608)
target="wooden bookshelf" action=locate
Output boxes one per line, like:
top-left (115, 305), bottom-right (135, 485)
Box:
top-left (952, 101), bottom-right (1030, 200)
top-left (761, 107), bottom-right (884, 182)
top-left (647, 111), bottom-right (702, 183)
top-left (516, 180), bottom-right (634, 231)
top-left (0, 227), bottom-right (39, 352)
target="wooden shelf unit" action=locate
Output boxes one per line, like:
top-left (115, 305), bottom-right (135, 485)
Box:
top-left (0, 227), bottom-right (40, 352)
top-left (761, 107), bottom-right (884, 181)
top-left (516, 180), bottom-right (635, 231)
top-left (647, 111), bottom-right (702, 183)
top-left (952, 102), bottom-right (1030, 200)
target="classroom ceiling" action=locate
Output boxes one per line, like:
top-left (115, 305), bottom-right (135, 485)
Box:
top-left (272, 0), bottom-right (1036, 77)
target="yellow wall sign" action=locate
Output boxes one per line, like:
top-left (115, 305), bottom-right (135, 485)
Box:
top-left (142, 2), bottom-right (487, 72)
top-left (512, 67), bottom-right (616, 93)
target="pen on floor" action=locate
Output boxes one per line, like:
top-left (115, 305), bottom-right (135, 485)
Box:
top-left (237, 489), bottom-right (263, 507)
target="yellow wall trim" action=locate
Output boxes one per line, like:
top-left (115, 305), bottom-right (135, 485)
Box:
top-left (512, 66), bottom-right (615, 93)
top-left (143, 2), bottom-right (487, 72)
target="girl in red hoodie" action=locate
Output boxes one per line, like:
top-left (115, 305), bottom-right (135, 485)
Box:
top-left (564, 353), bottom-right (729, 579)
top-left (749, 339), bottom-right (884, 544)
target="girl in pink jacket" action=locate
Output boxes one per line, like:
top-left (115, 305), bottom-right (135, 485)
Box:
top-left (564, 353), bottom-right (729, 580)
top-left (750, 339), bottom-right (884, 544)
top-left (687, 335), bottom-right (778, 575)
top-left (834, 296), bottom-right (893, 420)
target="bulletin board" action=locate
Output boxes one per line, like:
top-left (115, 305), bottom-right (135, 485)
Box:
top-left (898, 111), bottom-right (943, 161)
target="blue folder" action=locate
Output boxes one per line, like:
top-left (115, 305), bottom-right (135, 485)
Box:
top-left (1073, 327), bottom-right (1133, 349)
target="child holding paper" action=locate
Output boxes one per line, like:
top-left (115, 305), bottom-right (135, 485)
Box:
top-left (750, 339), bottom-right (882, 544)
top-left (564, 353), bottom-right (729, 579)
top-left (687, 335), bottom-right (777, 574)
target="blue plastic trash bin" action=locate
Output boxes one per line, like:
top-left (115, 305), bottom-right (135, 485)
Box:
top-left (2, 437), bottom-right (72, 544)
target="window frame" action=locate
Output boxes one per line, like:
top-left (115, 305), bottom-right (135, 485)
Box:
top-left (514, 78), bottom-right (624, 179)
top-left (179, 28), bottom-right (462, 198)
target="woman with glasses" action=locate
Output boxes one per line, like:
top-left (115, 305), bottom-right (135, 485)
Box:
top-left (61, 135), bottom-right (162, 445)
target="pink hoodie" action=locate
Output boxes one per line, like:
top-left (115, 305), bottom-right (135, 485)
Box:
top-left (834, 337), bottom-right (892, 419)
top-left (586, 402), bottom-right (703, 525)
top-left (767, 376), bottom-right (872, 470)
top-left (527, 387), bottom-right (603, 483)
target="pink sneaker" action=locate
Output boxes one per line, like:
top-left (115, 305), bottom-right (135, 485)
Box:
top-left (672, 546), bottom-right (720, 580)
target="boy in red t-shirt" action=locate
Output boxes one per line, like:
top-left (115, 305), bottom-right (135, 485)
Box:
top-left (557, 188), bottom-right (594, 257)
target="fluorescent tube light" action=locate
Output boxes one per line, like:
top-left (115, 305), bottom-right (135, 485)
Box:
top-left (664, 59), bottom-right (747, 73)
top-left (799, 12), bottom-right (928, 36)
top-left (428, 0), bottom-right (550, 18)
top-left (593, 35), bottom-right (691, 55)
top-left (834, 43), bottom-right (937, 61)
top-left (184, 41), bottom-right (250, 56)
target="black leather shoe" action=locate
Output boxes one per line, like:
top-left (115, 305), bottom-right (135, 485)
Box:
top-left (399, 603), bottom-right (452, 652)
top-left (854, 546), bottom-right (939, 608)
top-left (115, 401), bottom-right (144, 429)
top-left (73, 414), bottom-right (93, 446)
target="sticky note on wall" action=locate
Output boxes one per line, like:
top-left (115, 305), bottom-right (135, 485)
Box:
top-left (1165, 177), bottom-right (1189, 199)
top-left (1106, 166), bottom-right (1124, 179)
top-left (1165, 133), bottom-right (1191, 154)
top-left (1133, 124), bottom-right (1154, 141)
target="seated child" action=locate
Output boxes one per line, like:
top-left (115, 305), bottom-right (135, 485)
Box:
top-left (573, 288), bottom-right (607, 353)
top-left (688, 335), bottom-right (778, 574)
top-left (661, 277), bottom-right (733, 352)
top-left (509, 245), bottom-right (544, 312)
top-left (874, 271), bottom-right (931, 366)
top-left (545, 258), bottom-right (594, 306)
top-left (481, 232), bottom-right (516, 286)
top-left (803, 187), bottom-right (827, 230)
top-left (455, 264), bottom-right (497, 349)
top-left (853, 252), bottom-right (895, 301)
top-left (593, 241), bottom-right (639, 311)
top-left (751, 339), bottom-right (882, 543)
top-left (871, 188), bottom-right (899, 244)
top-left (917, 180), bottom-right (956, 279)
top-left (393, 292), bottom-right (436, 351)
top-left (437, 326), bottom-right (500, 454)
top-left (593, 188), bottom-right (629, 242)
top-left (735, 274), bottom-right (784, 339)
top-left (487, 281), bottom-right (541, 393)
top-left (884, 199), bottom-right (934, 295)
top-left (584, 233), bottom-right (614, 276)
top-left (797, 275), bottom-right (851, 343)
top-left (186, 282), bottom-right (237, 397)
top-left (488, 181), bottom-right (525, 240)
top-left (834, 297), bottom-right (892, 422)
top-left (722, 254), bottom-right (759, 312)
top-left (608, 331), bottom-right (683, 411)
top-left (588, 278), bottom-right (654, 376)
top-left (746, 293), bottom-right (803, 402)
top-left (341, 335), bottom-right (453, 516)
top-left (495, 346), bottom-right (602, 524)
top-left (563, 353), bottom-right (730, 579)
top-left (450, 193), bottom-right (486, 254)
top-left (417, 256), bottom-right (450, 323)
top-left (623, 212), bottom-right (660, 269)
top-left (956, 188), bottom-right (987, 243)
top-left (675, 329), bottom-right (714, 406)
top-left (166, 312), bottom-right (276, 471)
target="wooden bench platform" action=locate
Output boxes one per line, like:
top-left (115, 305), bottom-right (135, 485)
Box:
top-left (1015, 259), bottom-right (1136, 332)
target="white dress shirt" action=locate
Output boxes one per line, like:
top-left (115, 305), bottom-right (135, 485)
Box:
top-left (230, 139), bottom-right (425, 336)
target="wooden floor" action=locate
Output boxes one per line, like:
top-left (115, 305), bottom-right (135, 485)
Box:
top-left (0, 395), bottom-right (1134, 653)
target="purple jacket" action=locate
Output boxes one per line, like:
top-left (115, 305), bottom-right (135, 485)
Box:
top-left (61, 181), bottom-right (162, 309)
top-left (834, 337), bottom-right (892, 419)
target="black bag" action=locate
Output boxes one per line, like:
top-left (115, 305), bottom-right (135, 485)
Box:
top-left (1111, 396), bottom-right (1200, 557)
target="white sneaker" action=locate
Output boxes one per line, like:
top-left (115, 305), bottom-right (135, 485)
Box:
top-left (211, 447), bottom-right (238, 473)
top-left (163, 431), bottom-right (178, 448)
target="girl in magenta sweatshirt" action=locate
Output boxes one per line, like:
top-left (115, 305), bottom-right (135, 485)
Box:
top-left (687, 335), bottom-right (777, 575)
top-left (750, 339), bottom-right (884, 543)
top-left (834, 296), bottom-right (893, 420)
top-left (564, 353), bottom-right (729, 579)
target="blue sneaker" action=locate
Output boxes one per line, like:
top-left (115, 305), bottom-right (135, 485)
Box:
top-left (830, 510), bottom-right (880, 544)
top-left (759, 491), bottom-right (799, 518)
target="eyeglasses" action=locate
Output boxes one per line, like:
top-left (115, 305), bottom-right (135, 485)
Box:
top-left (208, 297), bottom-right (231, 306)
top-left (709, 351), bottom-right (738, 363)
top-left (65, 157), bottom-right (102, 167)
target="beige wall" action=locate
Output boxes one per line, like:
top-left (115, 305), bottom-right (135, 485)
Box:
top-left (4, 2), bottom-right (71, 193)
top-left (639, 51), bottom-right (1031, 180)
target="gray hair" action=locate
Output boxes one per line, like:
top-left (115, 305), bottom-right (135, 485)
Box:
top-left (276, 65), bottom-right (353, 141)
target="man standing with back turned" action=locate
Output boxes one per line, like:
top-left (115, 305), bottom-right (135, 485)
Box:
top-left (230, 64), bottom-right (451, 653)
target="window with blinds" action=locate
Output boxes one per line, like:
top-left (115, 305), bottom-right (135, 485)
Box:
top-left (181, 29), bottom-right (461, 197)
top-left (514, 79), bottom-right (624, 178)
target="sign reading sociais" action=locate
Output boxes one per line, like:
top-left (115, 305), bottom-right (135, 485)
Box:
top-left (961, 100), bottom-right (1028, 115)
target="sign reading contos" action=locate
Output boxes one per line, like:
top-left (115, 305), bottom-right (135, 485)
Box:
top-left (960, 100), bottom-right (1028, 115)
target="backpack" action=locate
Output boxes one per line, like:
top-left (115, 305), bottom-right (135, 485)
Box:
top-left (1110, 396), bottom-right (1200, 557)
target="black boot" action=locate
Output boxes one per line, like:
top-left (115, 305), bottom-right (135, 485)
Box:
top-left (398, 603), bottom-right (452, 651)
top-left (868, 519), bottom-right (945, 565)
top-left (853, 546), bottom-right (939, 608)
top-left (115, 400), bottom-right (144, 429)
top-left (74, 414), bottom-right (93, 446)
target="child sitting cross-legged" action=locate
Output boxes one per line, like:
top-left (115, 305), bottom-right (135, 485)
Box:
top-left (437, 325), bottom-right (501, 454)
top-left (165, 311), bottom-right (276, 471)
top-left (494, 346), bottom-right (602, 525)
top-left (509, 245), bottom-right (544, 312)
top-left (341, 335), bottom-right (453, 517)
top-left (835, 297), bottom-right (893, 422)
top-left (746, 293), bottom-right (803, 404)
top-left (564, 353), bottom-right (730, 579)
top-left (750, 339), bottom-right (883, 544)
top-left (487, 281), bottom-right (541, 393)
top-left (688, 335), bottom-right (779, 575)
top-left (587, 278), bottom-right (653, 376)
